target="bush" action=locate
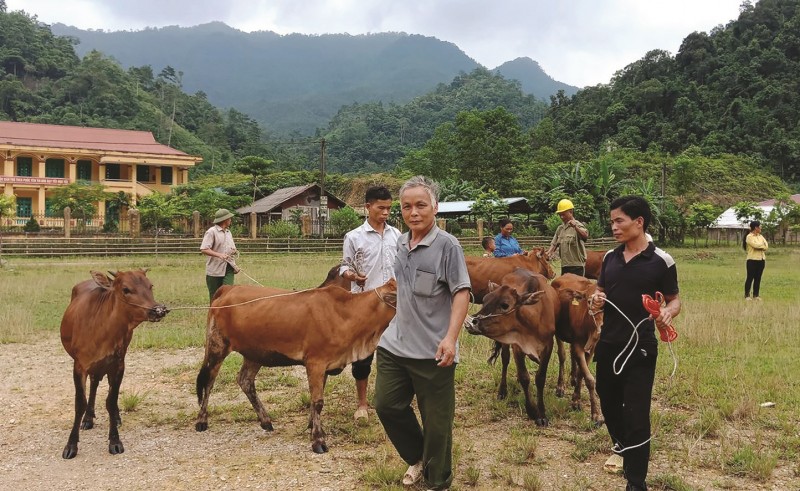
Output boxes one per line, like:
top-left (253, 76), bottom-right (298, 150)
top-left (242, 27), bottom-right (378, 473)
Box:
top-left (544, 214), bottom-right (562, 235)
top-left (329, 207), bottom-right (363, 237)
top-left (261, 220), bottom-right (301, 238)
top-left (446, 219), bottom-right (462, 235)
top-left (23, 217), bottom-right (40, 233)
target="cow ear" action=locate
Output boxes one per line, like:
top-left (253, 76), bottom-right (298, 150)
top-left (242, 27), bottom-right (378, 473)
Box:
top-left (91, 270), bottom-right (113, 289)
top-left (382, 292), bottom-right (397, 308)
top-left (487, 281), bottom-right (499, 292)
top-left (520, 290), bottom-right (545, 305)
top-left (140, 267), bottom-right (150, 274)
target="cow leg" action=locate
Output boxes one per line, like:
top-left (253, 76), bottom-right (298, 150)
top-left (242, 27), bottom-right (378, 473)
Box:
top-left (106, 363), bottom-right (125, 455)
top-left (309, 373), bottom-right (329, 430)
top-left (195, 320), bottom-right (231, 432)
top-left (497, 343), bottom-right (511, 400)
top-left (532, 341), bottom-right (553, 427)
top-left (512, 347), bottom-right (542, 425)
top-left (62, 369), bottom-right (88, 459)
top-left (305, 363), bottom-right (328, 453)
top-left (236, 358), bottom-right (273, 431)
top-left (555, 338), bottom-right (567, 397)
top-left (577, 348), bottom-right (603, 427)
top-left (570, 345), bottom-right (584, 411)
top-left (80, 374), bottom-right (102, 430)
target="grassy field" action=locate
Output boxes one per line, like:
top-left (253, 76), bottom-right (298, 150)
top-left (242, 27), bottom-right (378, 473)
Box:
top-left (1, 245), bottom-right (798, 489)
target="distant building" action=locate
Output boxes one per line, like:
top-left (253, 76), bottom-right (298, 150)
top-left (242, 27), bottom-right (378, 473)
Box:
top-left (236, 183), bottom-right (347, 222)
top-left (713, 194), bottom-right (800, 229)
top-left (0, 121), bottom-right (201, 219)
top-left (436, 197), bottom-right (532, 219)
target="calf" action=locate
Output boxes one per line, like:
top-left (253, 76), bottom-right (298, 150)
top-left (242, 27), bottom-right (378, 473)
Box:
top-left (195, 280), bottom-right (397, 453)
top-left (551, 273), bottom-right (604, 425)
top-left (466, 247), bottom-right (555, 303)
top-left (465, 269), bottom-right (559, 426)
top-left (584, 250), bottom-right (608, 280)
top-left (60, 270), bottom-right (168, 459)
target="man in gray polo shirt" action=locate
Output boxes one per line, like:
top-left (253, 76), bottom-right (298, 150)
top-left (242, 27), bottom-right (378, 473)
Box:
top-left (374, 176), bottom-right (471, 491)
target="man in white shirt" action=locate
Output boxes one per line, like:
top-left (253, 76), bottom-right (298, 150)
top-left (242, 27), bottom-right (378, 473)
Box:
top-left (200, 209), bottom-right (239, 302)
top-left (340, 186), bottom-right (401, 420)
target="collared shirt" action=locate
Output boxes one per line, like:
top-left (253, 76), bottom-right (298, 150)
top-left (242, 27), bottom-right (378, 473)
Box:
top-left (745, 233), bottom-right (768, 261)
top-left (378, 226), bottom-right (471, 361)
top-left (200, 225), bottom-right (237, 277)
top-left (493, 233), bottom-right (524, 257)
top-left (598, 241), bottom-right (679, 346)
top-left (549, 221), bottom-right (588, 267)
top-left (339, 220), bottom-right (402, 292)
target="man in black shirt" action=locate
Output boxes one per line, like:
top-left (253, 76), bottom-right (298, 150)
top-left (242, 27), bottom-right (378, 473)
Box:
top-left (592, 196), bottom-right (681, 491)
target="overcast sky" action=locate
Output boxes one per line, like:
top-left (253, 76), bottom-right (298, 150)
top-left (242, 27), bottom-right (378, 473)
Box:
top-left (10, 0), bottom-right (745, 87)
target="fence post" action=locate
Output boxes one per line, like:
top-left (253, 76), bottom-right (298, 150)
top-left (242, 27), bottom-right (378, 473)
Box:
top-left (250, 212), bottom-right (257, 239)
top-left (193, 211), bottom-right (200, 238)
top-left (129, 209), bottom-right (140, 238)
top-left (477, 219), bottom-right (484, 240)
top-left (64, 207), bottom-right (71, 238)
top-left (301, 214), bottom-right (311, 237)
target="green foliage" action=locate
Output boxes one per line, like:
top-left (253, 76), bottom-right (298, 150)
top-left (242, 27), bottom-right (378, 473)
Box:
top-left (23, 216), bottom-right (40, 233)
top-left (0, 194), bottom-right (15, 219)
top-left (234, 155), bottom-right (274, 203)
top-left (328, 207), bottom-right (362, 237)
top-left (260, 220), bottom-right (301, 238)
top-left (470, 190), bottom-right (508, 222)
top-left (733, 201), bottom-right (764, 224)
top-left (48, 182), bottom-right (109, 219)
top-left (136, 192), bottom-right (186, 232)
top-left (687, 203), bottom-right (722, 245)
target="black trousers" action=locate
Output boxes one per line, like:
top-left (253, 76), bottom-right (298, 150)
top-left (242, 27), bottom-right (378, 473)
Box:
top-left (595, 341), bottom-right (657, 489)
top-left (561, 265), bottom-right (585, 277)
top-left (745, 259), bottom-right (766, 298)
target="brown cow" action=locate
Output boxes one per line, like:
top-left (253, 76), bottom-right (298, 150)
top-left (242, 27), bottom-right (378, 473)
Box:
top-left (584, 250), bottom-right (608, 280)
top-left (195, 280), bottom-right (397, 453)
top-left (60, 270), bottom-right (168, 459)
top-left (467, 248), bottom-right (566, 399)
top-left (551, 273), bottom-right (604, 425)
top-left (466, 247), bottom-right (555, 303)
top-left (465, 269), bottom-right (559, 426)
top-left (318, 264), bottom-right (352, 289)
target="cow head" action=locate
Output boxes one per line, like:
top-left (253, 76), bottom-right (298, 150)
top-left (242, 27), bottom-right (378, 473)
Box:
top-left (465, 281), bottom-right (544, 342)
top-left (91, 269), bottom-right (168, 322)
top-left (528, 248), bottom-right (555, 279)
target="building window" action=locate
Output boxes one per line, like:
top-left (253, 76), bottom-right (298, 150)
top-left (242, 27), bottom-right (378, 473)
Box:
top-left (106, 163), bottom-right (120, 180)
top-left (16, 197), bottom-right (32, 217)
top-left (45, 158), bottom-right (65, 178)
top-left (136, 165), bottom-right (150, 182)
top-left (16, 157), bottom-right (32, 176)
top-left (161, 166), bottom-right (173, 185)
top-left (77, 160), bottom-right (92, 181)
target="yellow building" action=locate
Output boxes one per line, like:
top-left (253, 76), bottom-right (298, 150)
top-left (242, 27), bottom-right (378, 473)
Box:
top-left (0, 121), bottom-right (202, 221)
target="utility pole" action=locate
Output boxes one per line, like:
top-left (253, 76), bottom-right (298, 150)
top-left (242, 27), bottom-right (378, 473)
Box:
top-left (319, 138), bottom-right (327, 237)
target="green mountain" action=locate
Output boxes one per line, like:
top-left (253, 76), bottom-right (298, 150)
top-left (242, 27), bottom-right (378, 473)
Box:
top-left (50, 22), bottom-right (576, 135)
top-left (493, 57), bottom-right (580, 98)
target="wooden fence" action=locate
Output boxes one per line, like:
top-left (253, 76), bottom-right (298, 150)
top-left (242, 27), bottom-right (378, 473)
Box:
top-left (0, 236), bottom-right (619, 258)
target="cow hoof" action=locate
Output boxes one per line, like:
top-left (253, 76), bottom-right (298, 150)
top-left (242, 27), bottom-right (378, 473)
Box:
top-left (497, 390), bottom-right (507, 400)
top-left (593, 419), bottom-right (605, 428)
top-left (261, 421), bottom-right (274, 431)
top-left (535, 417), bottom-right (549, 427)
top-left (62, 444), bottom-right (78, 459)
top-left (80, 420), bottom-right (94, 430)
top-left (571, 402), bottom-right (581, 411)
top-left (312, 442), bottom-right (329, 454)
top-left (108, 441), bottom-right (125, 455)
top-left (195, 422), bottom-right (208, 432)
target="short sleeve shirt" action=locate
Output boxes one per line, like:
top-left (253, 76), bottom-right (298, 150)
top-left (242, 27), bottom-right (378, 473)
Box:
top-left (598, 242), bottom-right (679, 346)
top-left (378, 226), bottom-right (472, 361)
top-left (339, 220), bottom-right (401, 292)
top-left (200, 225), bottom-right (236, 277)
top-left (549, 222), bottom-right (587, 267)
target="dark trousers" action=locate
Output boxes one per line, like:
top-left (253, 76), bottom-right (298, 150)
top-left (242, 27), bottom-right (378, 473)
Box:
top-left (374, 347), bottom-right (456, 490)
top-left (745, 259), bottom-right (765, 298)
top-left (206, 264), bottom-right (235, 302)
top-left (561, 265), bottom-right (585, 277)
top-left (352, 352), bottom-right (374, 380)
top-left (595, 341), bottom-right (657, 489)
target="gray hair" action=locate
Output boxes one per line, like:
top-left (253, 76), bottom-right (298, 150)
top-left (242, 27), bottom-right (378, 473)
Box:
top-left (399, 175), bottom-right (439, 205)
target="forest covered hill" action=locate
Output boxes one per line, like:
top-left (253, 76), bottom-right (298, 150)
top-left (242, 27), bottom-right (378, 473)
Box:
top-left (51, 22), bottom-right (578, 135)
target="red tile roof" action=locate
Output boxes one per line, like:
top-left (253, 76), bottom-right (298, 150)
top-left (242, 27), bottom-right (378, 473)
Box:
top-left (0, 121), bottom-right (190, 156)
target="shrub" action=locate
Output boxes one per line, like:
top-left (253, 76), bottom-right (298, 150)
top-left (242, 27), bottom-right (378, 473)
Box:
top-left (23, 217), bottom-right (40, 233)
top-left (329, 207), bottom-right (362, 237)
top-left (261, 220), bottom-right (301, 238)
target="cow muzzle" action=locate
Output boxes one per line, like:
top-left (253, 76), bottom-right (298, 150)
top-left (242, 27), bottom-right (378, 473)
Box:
top-left (148, 304), bottom-right (169, 322)
top-left (464, 315), bottom-right (482, 335)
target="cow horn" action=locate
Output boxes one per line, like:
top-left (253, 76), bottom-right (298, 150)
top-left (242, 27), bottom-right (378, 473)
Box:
top-left (107, 270), bottom-right (118, 278)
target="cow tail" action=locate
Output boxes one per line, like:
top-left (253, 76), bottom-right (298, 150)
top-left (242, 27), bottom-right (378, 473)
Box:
top-left (196, 316), bottom-right (215, 405)
top-left (487, 341), bottom-right (502, 365)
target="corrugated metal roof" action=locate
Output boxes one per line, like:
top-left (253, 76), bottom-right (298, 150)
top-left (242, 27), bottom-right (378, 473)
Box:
top-left (0, 121), bottom-right (190, 156)
top-left (437, 197), bottom-right (528, 214)
top-left (236, 184), bottom-right (348, 215)
top-left (713, 194), bottom-right (800, 228)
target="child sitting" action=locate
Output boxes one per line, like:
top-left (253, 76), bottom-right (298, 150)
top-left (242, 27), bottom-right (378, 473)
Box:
top-left (482, 236), bottom-right (496, 257)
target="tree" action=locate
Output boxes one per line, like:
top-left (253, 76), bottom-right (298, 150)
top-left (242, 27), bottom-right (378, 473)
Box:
top-left (48, 183), bottom-right (109, 232)
top-left (686, 203), bottom-right (721, 246)
top-left (470, 189), bottom-right (508, 225)
top-left (234, 156), bottom-right (274, 203)
top-left (0, 194), bottom-right (15, 264)
top-left (329, 207), bottom-right (362, 237)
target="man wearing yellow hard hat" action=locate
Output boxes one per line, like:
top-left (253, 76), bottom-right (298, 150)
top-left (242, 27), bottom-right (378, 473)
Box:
top-left (546, 198), bottom-right (589, 276)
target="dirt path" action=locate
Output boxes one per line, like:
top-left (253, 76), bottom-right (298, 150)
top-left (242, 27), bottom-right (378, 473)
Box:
top-left (0, 337), bottom-right (794, 490)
